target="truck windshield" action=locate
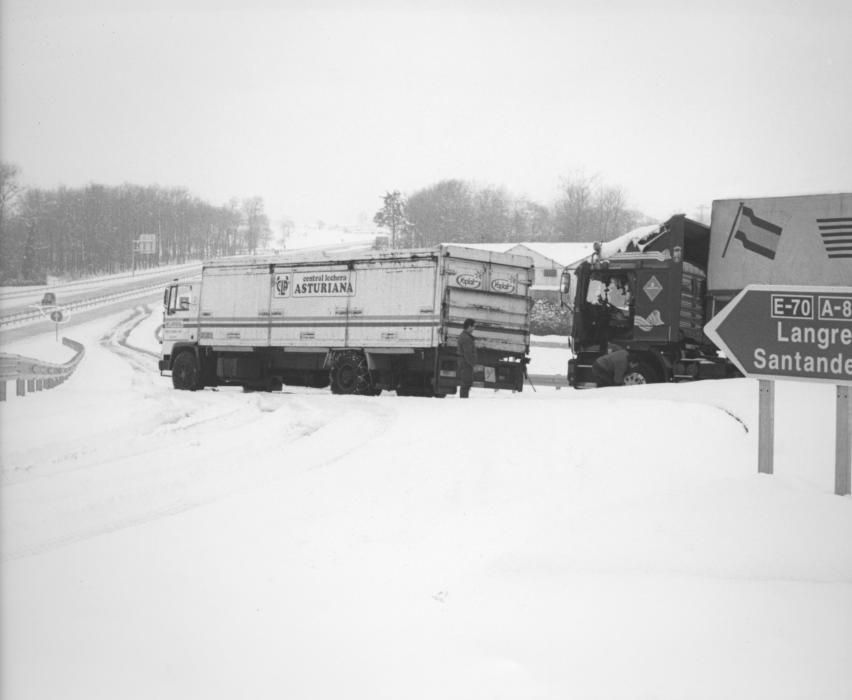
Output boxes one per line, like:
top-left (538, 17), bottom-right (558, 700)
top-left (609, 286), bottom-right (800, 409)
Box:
top-left (581, 271), bottom-right (635, 340)
top-left (587, 273), bottom-right (632, 315)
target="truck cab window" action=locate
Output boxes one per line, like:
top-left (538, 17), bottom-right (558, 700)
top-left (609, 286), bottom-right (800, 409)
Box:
top-left (583, 271), bottom-right (635, 339)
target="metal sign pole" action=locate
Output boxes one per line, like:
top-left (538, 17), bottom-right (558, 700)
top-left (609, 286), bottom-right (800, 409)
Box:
top-left (837, 385), bottom-right (852, 496)
top-left (758, 380), bottom-right (774, 475)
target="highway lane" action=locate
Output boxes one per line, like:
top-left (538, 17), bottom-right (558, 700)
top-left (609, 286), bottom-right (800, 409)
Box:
top-left (0, 287), bottom-right (164, 347)
top-left (0, 263), bottom-right (200, 316)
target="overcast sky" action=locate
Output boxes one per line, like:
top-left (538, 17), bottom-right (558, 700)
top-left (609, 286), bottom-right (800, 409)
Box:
top-left (2, 0), bottom-right (851, 231)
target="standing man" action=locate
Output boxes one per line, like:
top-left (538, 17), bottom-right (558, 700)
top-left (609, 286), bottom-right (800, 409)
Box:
top-left (457, 318), bottom-right (477, 398)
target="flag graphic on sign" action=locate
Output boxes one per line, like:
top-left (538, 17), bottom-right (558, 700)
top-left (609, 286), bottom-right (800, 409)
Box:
top-left (816, 217), bottom-right (852, 259)
top-left (722, 203), bottom-right (783, 259)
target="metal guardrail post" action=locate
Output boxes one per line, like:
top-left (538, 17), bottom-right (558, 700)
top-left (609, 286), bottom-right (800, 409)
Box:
top-left (1, 337), bottom-right (86, 400)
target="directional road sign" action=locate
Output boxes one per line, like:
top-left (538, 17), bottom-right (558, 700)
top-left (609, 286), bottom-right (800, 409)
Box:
top-left (705, 284), bottom-right (852, 385)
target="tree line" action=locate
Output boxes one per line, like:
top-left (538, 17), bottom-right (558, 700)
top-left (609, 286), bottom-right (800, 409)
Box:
top-left (0, 163), bottom-right (271, 284)
top-left (0, 160), bottom-right (655, 284)
top-left (375, 175), bottom-right (656, 248)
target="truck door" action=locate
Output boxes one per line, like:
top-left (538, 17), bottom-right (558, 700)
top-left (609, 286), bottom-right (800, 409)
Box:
top-left (346, 258), bottom-right (439, 347)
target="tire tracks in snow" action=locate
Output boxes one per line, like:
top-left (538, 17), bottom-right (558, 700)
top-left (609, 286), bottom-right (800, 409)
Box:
top-left (3, 307), bottom-right (400, 561)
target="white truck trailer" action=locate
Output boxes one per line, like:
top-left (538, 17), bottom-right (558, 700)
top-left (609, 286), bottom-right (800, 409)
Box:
top-left (159, 245), bottom-right (534, 396)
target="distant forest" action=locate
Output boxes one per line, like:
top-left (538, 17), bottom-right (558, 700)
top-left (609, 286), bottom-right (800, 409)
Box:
top-left (0, 162), bottom-right (655, 284)
top-left (376, 176), bottom-right (656, 249)
top-left (0, 163), bottom-right (272, 284)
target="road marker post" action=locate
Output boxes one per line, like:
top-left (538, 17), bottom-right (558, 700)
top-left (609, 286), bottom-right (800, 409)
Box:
top-left (758, 380), bottom-right (774, 475)
top-left (838, 386), bottom-right (851, 496)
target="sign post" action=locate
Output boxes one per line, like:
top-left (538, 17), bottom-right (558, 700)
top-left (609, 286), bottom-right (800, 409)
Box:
top-left (133, 234), bottom-right (158, 274)
top-left (49, 307), bottom-right (69, 341)
top-left (758, 380), bottom-right (774, 475)
top-left (838, 386), bottom-right (852, 495)
top-left (705, 285), bottom-right (852, 495)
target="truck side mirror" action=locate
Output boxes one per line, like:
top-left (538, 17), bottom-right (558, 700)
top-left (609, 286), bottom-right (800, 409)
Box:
top-left (559, 272), bottom-right (572, 307)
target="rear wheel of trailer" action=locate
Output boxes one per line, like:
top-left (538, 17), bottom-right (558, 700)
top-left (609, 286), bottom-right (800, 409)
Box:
top-left (329, 350), bottom-right (378, 395)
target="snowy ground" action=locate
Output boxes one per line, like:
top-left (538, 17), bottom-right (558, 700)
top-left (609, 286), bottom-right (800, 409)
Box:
top-left (1, 306), bottom-right (850, 700)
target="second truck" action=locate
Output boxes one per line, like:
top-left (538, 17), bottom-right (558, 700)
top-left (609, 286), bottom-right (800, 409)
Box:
top-left (563, 193), bottom-right (852, 387)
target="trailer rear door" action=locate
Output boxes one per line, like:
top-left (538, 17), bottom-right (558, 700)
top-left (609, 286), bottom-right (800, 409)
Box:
top-left (442, 255), bottom-right (531, 354)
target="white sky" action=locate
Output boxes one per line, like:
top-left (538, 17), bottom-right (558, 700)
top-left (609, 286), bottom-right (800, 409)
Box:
top-left (2, 0), bottom-right (851, 229)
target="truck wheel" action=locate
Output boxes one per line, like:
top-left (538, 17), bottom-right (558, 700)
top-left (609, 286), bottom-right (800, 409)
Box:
top-left (623, 361), bottom-right (658, 385)
top-left (172, 351), bottom-right (200, 390)
top-left (330, 351), bottom-right (373, 395)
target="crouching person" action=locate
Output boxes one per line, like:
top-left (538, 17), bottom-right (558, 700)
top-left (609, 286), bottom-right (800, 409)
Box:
top-left (592, 349), bottom-right (638, 387)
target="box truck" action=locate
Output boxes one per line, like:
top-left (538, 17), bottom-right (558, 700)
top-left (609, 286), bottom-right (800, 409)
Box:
top-left (160, 245), bottom-right (534, 396)
top-left (563, 193), bottom-right (852, 386)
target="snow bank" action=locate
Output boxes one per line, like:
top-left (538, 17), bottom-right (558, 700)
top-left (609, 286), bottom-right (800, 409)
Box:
top-left (1, 307), bottom-right (850, 700)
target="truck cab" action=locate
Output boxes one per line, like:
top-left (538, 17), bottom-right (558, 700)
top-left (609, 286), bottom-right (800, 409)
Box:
top-left (159, 280), bottom-right (196, 372)
top-left (564, 214), bottom-right (732, 386)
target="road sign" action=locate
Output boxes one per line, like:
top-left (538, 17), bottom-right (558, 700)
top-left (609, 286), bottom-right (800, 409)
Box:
top-left (135, 234), bottom-right (157, 254)
top-left (705, 284), bottom-right (852, 385)
top-left (47, 307), bottom-right (70, 324)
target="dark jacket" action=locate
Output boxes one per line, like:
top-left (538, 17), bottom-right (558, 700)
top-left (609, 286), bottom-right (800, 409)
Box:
top-left (457, 329), bottom-right (477, 385)
top-left (593, 349), bottom-right (630, 386)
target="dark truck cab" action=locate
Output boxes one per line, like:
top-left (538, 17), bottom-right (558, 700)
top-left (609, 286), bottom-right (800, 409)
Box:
top-left (564, 214), bottom-right (735, 387)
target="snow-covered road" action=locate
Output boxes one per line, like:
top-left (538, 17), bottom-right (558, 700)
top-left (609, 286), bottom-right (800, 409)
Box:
top-left (1, 305), bottom-right (850, 700)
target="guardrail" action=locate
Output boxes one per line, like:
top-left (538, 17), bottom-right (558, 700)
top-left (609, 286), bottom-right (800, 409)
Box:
top-left (0, 262), bottom-right (202, 303)
top-left (0, 281), bottom-right (172, 330)
top-left (0, 338), bottom-right (86, 401)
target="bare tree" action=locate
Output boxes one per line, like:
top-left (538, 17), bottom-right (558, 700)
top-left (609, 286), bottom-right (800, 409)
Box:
top-left (373, 191), bottom-right (413, 247)
top-left (242, 197), bottom-right (271, 254)
top-left (279, 217), bottom-right (295, 249)
top-left (553, 174), bottom-right (648, 242)
top-left (0, 162), bottom-right (22, 229)
top-left (552, 174), bottom-right (596, 241)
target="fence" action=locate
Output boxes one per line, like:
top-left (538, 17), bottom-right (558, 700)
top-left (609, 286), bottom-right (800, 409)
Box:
top-left (0, 338), bottom-right (86, 401)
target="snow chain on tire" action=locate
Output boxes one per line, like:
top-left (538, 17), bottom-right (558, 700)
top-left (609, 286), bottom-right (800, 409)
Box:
top-left (329, 350), bottom-right (374, 395)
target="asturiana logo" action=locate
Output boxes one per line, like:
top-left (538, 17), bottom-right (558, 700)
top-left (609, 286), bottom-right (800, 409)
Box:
top-left (275, 274), bottom-right (290, 296)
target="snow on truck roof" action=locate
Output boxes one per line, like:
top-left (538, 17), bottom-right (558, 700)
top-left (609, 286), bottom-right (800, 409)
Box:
top-left (597, 223), bottom-right (665, 259)
top-left (202, 244), bottom-right (534, 269)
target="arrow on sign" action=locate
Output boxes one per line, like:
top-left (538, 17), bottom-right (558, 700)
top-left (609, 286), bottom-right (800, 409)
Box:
top-left (705, 284), bottom-right (852, 385)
